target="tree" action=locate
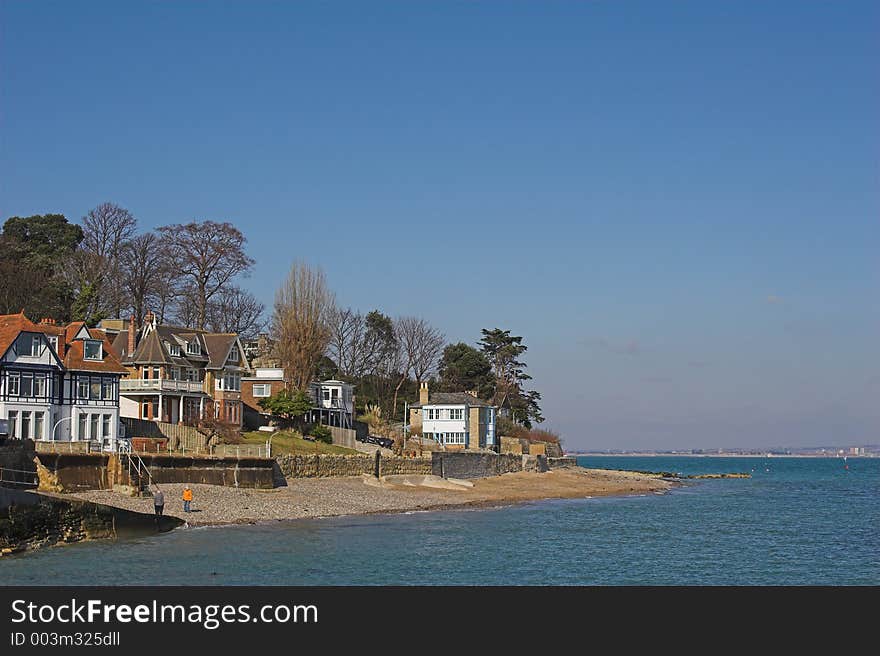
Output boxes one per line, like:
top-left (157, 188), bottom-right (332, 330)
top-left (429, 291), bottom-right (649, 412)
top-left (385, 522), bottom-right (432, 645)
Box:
top-left (157, 220), bottom-right (255, 330)
top-left (203, 285), bottom-right (266, 339)
top-left (479, 328), bottom-right (543, 427)
top-left (78, 202), bottom-right (137, 319)
top-left (0, 214), bottom-right (83, 320)
top-left (392, 316), bottom-right (445, 416)
top-left (326, 307), bottom-right (366, 377)
top-left (119, 232), bottom-right (174, 325)
top-left (272, 262), bottom-right (335, 392)
top-left (438, 343), bottom-right (495, 399)
top-left (258, 389), bottom-right (313, 422)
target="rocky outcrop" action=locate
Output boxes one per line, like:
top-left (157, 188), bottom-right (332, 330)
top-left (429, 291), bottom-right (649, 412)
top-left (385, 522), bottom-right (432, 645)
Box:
top-left (1, 489), bottom-right (182, 556)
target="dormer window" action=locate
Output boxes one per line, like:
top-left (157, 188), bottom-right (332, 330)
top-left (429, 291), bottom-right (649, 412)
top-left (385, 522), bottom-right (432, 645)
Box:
top-left (226, 346), bottom-right (239, 364)
top-left (48, 336), bottom-right (58, 353)
top-left (84, 340), bottom-right (103, 361)
top-left (187, 340), bottom-right (201, 355)
top-left (168, 343), bottom-right (181, 357)
top-left (23, 334), bottom-right (41, 356)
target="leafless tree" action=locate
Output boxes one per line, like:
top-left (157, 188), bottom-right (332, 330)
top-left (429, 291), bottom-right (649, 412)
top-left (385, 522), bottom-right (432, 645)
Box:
top-left (272, 262), bottom-right (335, 391)
top-left (326, 307), bottom-right (365, 377)
top-left (80, 202), bottom-right (137, 317)
top-left (391, 316), bottom-right (445, 417)
top-left (205, 285), bottom-right (266, 339)
top-left (119, 232), bottom-right (172, 325)
top-left (157, 220), bottom-right (255, 330)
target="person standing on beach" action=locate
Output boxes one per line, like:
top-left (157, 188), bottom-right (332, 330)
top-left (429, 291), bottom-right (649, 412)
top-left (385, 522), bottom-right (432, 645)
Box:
top-left (153, 486), bottom-right (165, 517)
top-left (182, 486), bottom-right (193, 513)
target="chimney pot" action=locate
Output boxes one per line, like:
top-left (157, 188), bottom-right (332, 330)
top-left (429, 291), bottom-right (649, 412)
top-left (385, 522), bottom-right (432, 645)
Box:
top-left (127, 314), bottom-right (137, 358)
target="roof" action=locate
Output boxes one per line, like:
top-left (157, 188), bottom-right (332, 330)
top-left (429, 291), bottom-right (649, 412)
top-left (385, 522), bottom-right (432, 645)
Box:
top-left (0, 313), bottom-right (127, 374)
top-left (61, 328), bottom-right (128, 374)
top-left (410, 392), bottom-right (495, 408)
top-left (202, 333), bottom-right (238, 369)
top-left (115, 322), bottom-right (247, 372)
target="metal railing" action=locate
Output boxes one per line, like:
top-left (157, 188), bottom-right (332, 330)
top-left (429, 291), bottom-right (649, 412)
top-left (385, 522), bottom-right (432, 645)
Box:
top-left (119, 379), bottom-right (205, 393)
top-left (0, 466), bottom-right (38, 487)
top-left (117, 439), bottom-right (154, 489)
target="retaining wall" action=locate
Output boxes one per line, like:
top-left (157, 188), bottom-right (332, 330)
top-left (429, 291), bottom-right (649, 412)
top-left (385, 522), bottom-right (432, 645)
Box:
top-left (276, 453), bottom-right (432, 478)
top-left (431, 452), bottom-right (523, 479)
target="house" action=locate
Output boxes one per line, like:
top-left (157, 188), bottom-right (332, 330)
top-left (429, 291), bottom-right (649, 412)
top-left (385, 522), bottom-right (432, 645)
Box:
top-left (109, 313), bottom-right (250, 427)
top-left (408, 382), bottom-right (497, 451)
top-left (241, 369), bottom-right (355, 431)
top-left (0, 312), bottom-right (128, 450)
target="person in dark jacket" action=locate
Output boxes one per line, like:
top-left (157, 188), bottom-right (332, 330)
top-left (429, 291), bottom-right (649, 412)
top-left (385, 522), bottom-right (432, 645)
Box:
top-left (152, 486), bottom-right (165, 516)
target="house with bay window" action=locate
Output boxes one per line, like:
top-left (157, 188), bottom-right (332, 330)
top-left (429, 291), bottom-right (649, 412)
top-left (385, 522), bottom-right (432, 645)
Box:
top-left (408, 382), bottom-right (496, 451)
top-left (109, 313), bottom-right (250, 427)
top-left (241, 369), bottom-right (355, 431)
top-left (0, 313), bottom-right (127, 450)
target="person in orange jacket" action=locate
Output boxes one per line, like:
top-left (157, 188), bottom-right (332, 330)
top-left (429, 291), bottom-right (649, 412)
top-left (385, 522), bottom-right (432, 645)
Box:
top-left (182, 485), bottom-right (193, 513)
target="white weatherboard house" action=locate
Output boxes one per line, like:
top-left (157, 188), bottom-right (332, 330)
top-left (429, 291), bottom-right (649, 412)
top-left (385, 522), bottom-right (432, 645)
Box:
top-left (408, 383), bottom-right (496, 450)
top-left (0, 313), bottom-right (128, 450)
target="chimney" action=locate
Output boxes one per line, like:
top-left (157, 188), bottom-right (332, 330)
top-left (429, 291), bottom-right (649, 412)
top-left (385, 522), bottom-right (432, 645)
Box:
top-left (128, 314), bottom-right (137, 357)
top-left (40, 317), bottom-right (55, 325)
top-left (144, 310), bottom-right (155, 327)
top-left (419, 381), bottom-right (429, 406)
top-left (466, 389), bottom-right (478, 398)
top-left (57, 326), bottom-right (66, 357)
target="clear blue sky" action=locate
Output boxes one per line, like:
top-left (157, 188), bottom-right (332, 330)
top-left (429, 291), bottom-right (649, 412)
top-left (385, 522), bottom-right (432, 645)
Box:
top-left (2, 1), bottom-right (877, 450)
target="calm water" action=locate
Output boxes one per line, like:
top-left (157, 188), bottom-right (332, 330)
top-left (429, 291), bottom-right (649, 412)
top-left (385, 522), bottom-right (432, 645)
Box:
top-left (2, 457), bottom-right (878, 585)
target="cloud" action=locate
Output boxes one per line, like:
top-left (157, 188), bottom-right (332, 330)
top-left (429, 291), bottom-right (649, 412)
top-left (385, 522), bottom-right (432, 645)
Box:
top-left (582, 337), bottom-right (641, 355)
top-left (766, 295), bottom-right (782, 304)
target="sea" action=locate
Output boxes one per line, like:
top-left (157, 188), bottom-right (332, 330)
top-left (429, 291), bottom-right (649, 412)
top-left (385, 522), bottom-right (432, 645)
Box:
top-left (2, 456), bottom-right (878, 585)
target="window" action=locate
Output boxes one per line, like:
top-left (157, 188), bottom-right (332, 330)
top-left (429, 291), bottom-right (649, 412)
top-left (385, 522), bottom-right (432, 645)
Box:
top-left (449, 408), bottom-right (464, 421)
top-left (168, 343), bottom-right (181, 356)
top-left (20, 374), bottom-right (33, 397)
top-left (48, 336), bottom-right (58, 353)
top-left (170, 367), bottom-right (180, 380)
top-left (218, 372), bottom-right (241, 391)
top-left (90, 414), bottom-right (98, 440)
top-left (226, 347), bottom-right (239, 364)
top-left (90, 379), bottom-right (102, 400)
top-left (323, 389), bottom-right (330, 401)
top-left (102, 414), bottom-right (111, 439)
top-left (253, 384), bottom-right (271, 398)
top-left (27, 334), bottom-right (41, 356)
top-left (33, 375), bottom-right (46, 397)
top-left (84, 340), bottom-right (102, 360)
top-left (21, 412), bottom-right (31, 439)
top-left (187, 340), bottom-right (201, 355)
top-left (8, 372), bottom-right (20, 396)
top-left (440, 432), bottom-right (465, 445)
top-left (78, 379), bottom-right (89, 399)
top-left (8, 411), bottom-right (18, 438)
top-left (33, 412), bottom-right (44, 440)
top-left (78, 413), bottom-right (87, 440)
top-left (102, 378), bottom-right (113, 400)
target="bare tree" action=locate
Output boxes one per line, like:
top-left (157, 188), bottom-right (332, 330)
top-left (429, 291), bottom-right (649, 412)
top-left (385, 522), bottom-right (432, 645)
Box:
top-left (205, 285), bottom-right (266, 338)
top-left (326, 307), bottom-right (365, 377)
top-left (119, 232), bottom-right (172, 325)
top-left (80, 202), bottom-right (137, 318)
top-left (157, 220), bottom-right (255, 330)
top-left (391, 317), bottom-right (445, 417)
top-left (273, 262), bottom-right (335, 391)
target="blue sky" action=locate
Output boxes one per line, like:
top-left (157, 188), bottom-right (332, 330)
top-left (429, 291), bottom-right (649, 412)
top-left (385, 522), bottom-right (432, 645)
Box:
top-left (2, 1), bottom-right (877, 450)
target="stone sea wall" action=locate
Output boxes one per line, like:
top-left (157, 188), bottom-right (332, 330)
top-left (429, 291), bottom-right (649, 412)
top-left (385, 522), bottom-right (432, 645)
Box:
top-left (431, 452), bottom-right (524, 479)
top-left (276, 453), bottom-right (433, 478)
top-left (0, 488), bottom-right (182, 556)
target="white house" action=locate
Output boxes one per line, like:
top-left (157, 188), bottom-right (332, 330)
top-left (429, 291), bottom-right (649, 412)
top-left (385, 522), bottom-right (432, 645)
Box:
top-left (0, 313), bottom-right (128, 450)
top-left (408, 383), bottom-right (496, 450)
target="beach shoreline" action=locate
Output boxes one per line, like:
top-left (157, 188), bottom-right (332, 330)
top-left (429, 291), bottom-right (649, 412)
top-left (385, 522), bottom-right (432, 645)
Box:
top-left (67, 468), bottom-right (676, 528)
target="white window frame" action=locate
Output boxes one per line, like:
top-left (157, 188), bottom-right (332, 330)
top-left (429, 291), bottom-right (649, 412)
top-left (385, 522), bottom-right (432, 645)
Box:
top-left (48, 336), bottom-right (58, 353)
top-left (33, 375), bottom-right (46, 397)
top-left (8, 372), bottom-right (20, 396)
top-left (168, 343), bottom-right (181, 357)
top-left (29, 334), bottom-right (41, 357)
top-left (449, 408), bottom-right (464, 421)
top-left (83, 340), bottom-right (102, 361)
top-left (77, 379), bottom-right (89, 399)
top-left (20, 373), bottom-right (33, 397)
top-left (187, 340), bottom-right (201, 355)
top-left (8, 411), bottom-right (18, 438)
top-left (252, 383), bottom-right (271, 398)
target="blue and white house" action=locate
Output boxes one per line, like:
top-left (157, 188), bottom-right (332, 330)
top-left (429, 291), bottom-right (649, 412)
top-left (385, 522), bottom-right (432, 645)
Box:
top-left (408, 383), bottom-right (496, 450)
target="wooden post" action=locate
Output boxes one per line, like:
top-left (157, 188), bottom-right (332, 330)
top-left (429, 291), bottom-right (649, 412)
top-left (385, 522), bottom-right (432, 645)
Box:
top-left (374, 450), bottom-right (381, 479)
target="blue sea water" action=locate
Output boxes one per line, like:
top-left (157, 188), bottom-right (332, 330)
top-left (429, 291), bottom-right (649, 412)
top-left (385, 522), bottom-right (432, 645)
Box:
top-left (1, 457), bottom-right (878, 585)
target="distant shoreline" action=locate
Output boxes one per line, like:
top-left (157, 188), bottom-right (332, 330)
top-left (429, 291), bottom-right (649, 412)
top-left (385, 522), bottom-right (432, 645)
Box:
top-left (569, 453), bottom-right (874, 458)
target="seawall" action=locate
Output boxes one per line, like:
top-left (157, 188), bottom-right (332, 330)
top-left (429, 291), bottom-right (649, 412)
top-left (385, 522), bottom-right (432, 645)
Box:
top-left (1, 487), bottom-right (182, 556)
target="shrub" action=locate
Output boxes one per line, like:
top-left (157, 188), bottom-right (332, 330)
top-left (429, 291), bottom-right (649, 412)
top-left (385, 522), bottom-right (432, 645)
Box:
top-left (527, 429), bottom-right (561, 445)
top-left (310, 424), bottom-right (333, 444)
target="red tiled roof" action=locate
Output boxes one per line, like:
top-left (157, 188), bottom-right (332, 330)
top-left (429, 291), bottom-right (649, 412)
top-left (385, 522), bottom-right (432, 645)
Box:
top-left (0, 312), bottom-right (38, 357)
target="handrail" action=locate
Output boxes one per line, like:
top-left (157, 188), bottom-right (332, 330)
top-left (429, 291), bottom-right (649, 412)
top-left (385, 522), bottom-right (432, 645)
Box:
top-left (117, 440), bottom-right (154, 488)
top-left (0, 466), bottom-right (39, 487)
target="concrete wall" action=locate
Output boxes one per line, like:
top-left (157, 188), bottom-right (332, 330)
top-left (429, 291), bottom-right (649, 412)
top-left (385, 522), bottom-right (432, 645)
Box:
top-left (0, 440), bottom-right (38, 487)
top-left (276, 453), bottom-right (432, 479)
top-left (34, 452), bottom-right (276, 491)
top-left (431, 452), bottom-right (523, 479)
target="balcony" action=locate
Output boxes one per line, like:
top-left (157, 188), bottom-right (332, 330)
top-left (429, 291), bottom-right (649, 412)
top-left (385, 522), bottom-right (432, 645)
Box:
top-left (119, 379), bottom-right (205, 394)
